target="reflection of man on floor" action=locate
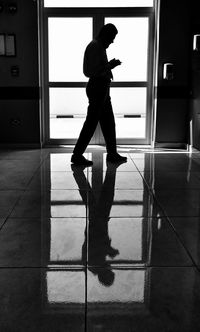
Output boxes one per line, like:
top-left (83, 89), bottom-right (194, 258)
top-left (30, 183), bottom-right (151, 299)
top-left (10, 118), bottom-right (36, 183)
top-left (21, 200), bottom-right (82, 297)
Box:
top-left (71, 24), bottom-right (127, 166)
top-left (71, 161), bottom-right (123, 286)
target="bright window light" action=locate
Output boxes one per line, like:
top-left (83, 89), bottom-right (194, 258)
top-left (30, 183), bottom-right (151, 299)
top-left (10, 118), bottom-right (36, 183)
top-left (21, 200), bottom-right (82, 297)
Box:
top-left (48, 18), bottom-right (92, 82)
top-left (50, 88), bottom-right (87, 116)
top-left (111, 87), bottom-right (146, 115)
top-left (105, 17), bottom-right (149, 81)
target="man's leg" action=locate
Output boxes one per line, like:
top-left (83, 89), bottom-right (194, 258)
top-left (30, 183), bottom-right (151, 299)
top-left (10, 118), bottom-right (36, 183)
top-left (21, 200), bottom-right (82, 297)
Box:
top-left (100, 96), bottom-right (127, 163)
top-left (73, 106), bottom-right (99, 156)
top-left (72, 79), bottom-right (108, 165)
top-left (99, 97), bottom-right (117, 155)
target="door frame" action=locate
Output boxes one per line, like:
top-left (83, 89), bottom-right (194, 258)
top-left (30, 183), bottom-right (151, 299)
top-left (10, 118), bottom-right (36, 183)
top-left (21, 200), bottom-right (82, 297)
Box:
top-left (39, 4), bottom-right (155, 146)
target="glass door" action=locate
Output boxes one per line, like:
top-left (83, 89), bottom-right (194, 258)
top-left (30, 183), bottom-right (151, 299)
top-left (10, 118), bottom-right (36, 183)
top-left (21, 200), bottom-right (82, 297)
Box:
top-left (104, 16), bottom-right (152, 144)
top-left (46, 16), bottom-right (95, 143)
top-left (42, 4), bottom-right (154, 144)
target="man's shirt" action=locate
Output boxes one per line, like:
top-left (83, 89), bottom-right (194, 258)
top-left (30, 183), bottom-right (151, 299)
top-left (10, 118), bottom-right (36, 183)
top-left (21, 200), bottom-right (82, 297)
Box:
top-left (83, 38), bottom-right (113, 80)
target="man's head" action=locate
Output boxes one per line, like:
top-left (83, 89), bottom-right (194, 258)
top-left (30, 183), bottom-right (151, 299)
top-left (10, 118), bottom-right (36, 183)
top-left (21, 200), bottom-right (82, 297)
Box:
top-left (97, 23), bottom-right (118, 49)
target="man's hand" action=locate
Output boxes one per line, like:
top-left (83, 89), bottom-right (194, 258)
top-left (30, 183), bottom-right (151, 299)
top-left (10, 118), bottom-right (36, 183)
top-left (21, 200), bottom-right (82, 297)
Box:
top-left (109, 58), bottom-right (122, 69)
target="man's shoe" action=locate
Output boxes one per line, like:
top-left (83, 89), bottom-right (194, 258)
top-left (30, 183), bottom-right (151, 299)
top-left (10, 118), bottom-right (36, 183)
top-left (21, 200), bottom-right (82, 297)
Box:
top-left (106, 153), bottom-right (127, 163)
top-left (71, 154), bottom-right (93, 166)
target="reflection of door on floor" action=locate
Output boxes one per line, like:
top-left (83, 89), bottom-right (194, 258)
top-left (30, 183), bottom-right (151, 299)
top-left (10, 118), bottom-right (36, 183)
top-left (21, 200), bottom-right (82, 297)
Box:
top-left (43, 2), bottom-right (154, 144)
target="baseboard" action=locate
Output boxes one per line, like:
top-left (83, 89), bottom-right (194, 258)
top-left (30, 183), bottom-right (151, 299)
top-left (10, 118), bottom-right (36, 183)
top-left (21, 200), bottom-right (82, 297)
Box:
top-left (0, 143), bottom-right (42, 149)
top-left (154, 142), bottom-right (188, 150)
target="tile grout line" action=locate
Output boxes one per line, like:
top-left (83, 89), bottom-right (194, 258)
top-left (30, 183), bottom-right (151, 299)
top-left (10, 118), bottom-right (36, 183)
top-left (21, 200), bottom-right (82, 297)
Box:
top-left (149, 188), bottom-right (200, 271)
top-left (0, 156), bottom-right (49, 232)
top-left (129, 153), bottom-right (200, 272)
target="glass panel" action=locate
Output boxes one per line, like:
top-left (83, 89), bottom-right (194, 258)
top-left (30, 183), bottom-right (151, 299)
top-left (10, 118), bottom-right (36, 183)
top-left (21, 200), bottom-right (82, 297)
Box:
top-left (50, 88), bottom-right (88, 116)
top-left (111, 87), bottom-right (146, 139)
top-left (48, 18), bottom-right (92, 82)
top-left (49, 87), bottom-right (146, 138)
top-left (50, 118), bottom-right (86, 138)
top-left (115, 117), bottom-right (146, 138)
top-left (45, 0), bottom-right (153, 7)
top-left (111, 87), bottom-right (146, 115)
top-left (105, 17), bottom-right (149, 81)
top-left (50, 88), bottom-right (88, 139)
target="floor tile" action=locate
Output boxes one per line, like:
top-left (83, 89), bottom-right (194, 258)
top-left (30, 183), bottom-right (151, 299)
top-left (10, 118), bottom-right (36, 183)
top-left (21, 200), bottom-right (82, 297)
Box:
top-left (88, 189), bottom-right (161, 218)
top-left (0, 267), bottom-right (85, 332)
top-left (191, 151), bottom-right (200, 159)
top-left (0, 159), bottom-right (41, 172)
top-left (46, 268), bottom-right (85, 306)
top-left (43, 152), bottom-right (90, 172)
top-left (0, 170), bottom-right (36, 190)
top-left (0, 217), bottom-right (87, 267)
top-left (88, 171), bottom-right (148, 190)
top-left (103, 154), bottom-right (137, 172)
top-left (0, 218), bottom-right (42, 267)
top-left (153, 189), bottom-right (200, 217)
top-left (10, 190), bottom-right (49, 218)
top-left (84, 152), bottom-right (137, 172)
top-left (0, 190), bottom-right (23, 218)
top-left (50, 190), bottom-right (87, 218)
top-left (87, 267), bottom-right (146, 303)
top-left (10, 190), bottom-right (87, 218)
top-left (149, 217), bottom-right (193, 266)
top-left (47, 218), bottom-right (87, 266)
top-left (107, 171), bottom-right (147, 190)
top-left (0, 218), bottom-right (5, 228)
top-left (167, 217), bottom-right (200, 266)
top-left (129, 152), bottom-right (148, 159)
top-left (143, 171), bottom-right (200, 189)
top-left (130, 152), bottom-right (191, 161)
top-left (1, 147), bottom-right (200, 331)
top-left (87, 267), bottom-right (200, 332)
top-left (133, 156), bottom-right (200, 172)
top-left (86, 216), bottom-right (192, 268)
top-left (29, 170), bottom-right (89, 190)
top-left (87, 217), bottom-right (146, 267)
top-left (0, 149), bottom-right (48, 160)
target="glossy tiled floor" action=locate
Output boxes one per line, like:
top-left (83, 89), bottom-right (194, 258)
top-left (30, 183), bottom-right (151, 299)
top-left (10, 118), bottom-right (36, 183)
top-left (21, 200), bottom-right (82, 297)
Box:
top-left (0, 146), bottom-right (200, 331)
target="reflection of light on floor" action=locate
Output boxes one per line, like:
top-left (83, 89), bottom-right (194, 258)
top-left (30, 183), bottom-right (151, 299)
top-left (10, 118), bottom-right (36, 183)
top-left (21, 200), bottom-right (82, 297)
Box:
top-left (47, 270), bottom-right (85, 304)
top-left (50, 218), bottom-right (85, 262)
top-left (50, 118), bottom-right (146, 139)
top-left (88, 269), bottom-right (145, 303)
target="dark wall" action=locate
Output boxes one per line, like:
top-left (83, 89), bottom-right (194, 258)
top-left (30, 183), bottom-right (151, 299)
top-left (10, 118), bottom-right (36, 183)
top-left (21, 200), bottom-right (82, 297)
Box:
top-left (0, 0), bottom-right (40, 145)
top-left (0, 0), bottom-right (198, 147)
top-left (190, 0), bottom-right (200, 150)
top-left (155, 0), bottom-right (191, 147)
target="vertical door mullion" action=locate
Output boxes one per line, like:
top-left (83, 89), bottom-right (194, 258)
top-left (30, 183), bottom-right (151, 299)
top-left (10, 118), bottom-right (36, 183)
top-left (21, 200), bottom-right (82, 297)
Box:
top-left (93, 14), bottom-right (104, 145)
top-left (44, 12), bottom-right (50, 144)
top-left (146, 12), bottom-right (154, 145)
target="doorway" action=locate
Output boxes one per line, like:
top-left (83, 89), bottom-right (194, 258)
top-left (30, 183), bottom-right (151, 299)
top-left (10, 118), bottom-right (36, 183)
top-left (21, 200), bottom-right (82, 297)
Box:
top-left (41, 1), bottom-right (155, 145)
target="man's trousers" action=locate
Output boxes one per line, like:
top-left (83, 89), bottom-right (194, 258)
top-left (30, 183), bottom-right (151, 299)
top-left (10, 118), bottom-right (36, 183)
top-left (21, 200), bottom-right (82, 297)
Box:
top-left (73, 77), bottom-right (117, 155)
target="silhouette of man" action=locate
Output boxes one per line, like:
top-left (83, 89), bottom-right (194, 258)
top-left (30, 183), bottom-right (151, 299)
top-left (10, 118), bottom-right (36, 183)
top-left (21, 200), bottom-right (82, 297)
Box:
top-left (71, 23), bottom-right (127, 166)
